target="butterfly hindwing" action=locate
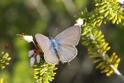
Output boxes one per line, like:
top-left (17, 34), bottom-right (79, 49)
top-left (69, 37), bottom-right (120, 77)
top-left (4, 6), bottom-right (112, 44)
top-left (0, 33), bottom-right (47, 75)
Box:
top-left (57, 45), bottom-right (77, 63)
top-left (35, 33), bottom-right (59, 64)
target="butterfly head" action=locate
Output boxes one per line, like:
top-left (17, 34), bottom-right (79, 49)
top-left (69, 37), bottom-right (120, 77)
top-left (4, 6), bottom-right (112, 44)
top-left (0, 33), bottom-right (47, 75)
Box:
top-left (18, 34), bottom-right (43, 66)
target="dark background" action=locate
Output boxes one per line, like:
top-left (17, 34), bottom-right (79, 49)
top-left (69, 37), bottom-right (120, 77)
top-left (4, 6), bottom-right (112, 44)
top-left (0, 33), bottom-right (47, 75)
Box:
top-left (0, 0), bottom-right (124, 83)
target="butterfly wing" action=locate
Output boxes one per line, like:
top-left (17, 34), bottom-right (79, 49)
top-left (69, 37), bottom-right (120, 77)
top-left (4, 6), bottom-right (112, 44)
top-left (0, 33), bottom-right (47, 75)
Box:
top-left (35, 33), bottom-right (59, 64)
top-left (57, 45), bottom-right (77, 63)
top-left (55, 25), bottom-right (81, 63)
top-left (55, 25), bottom-right (81, 46)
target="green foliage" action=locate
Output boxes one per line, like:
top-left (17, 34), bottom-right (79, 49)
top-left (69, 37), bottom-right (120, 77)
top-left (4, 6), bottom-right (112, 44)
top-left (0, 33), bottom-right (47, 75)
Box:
top-left (0, 72), bottom-right (9, 83)
top-left (80, 0), bottom-right (124, 77)
top-left (95, 0), bottom-right (124, 24)
top-left (0, 51), bottom-right (11, 70)
top-left (0, 78), bottom-right (4, 83)
top-left (33, 62), bottom-right (57, 83)
top-left (0, 51), bottom-right (11, 83)
top-left (82, 24), bottom-right (120, 76)
top-left (85, 0), bottom-right (124, 26)
top-left (12, 38), bottom-right (33, 83)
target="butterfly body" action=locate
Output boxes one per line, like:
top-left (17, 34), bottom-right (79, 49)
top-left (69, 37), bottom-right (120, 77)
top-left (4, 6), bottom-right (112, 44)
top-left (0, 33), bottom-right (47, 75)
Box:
top-left (50, 39), bottom-right (60, 51)
top-left (49, 39), bottom-right (60, 60)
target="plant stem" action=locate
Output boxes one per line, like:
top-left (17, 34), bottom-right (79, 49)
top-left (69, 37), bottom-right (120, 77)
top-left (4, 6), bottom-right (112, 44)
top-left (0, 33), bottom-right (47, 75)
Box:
top-left (110, 65), bottom-right (124, 82)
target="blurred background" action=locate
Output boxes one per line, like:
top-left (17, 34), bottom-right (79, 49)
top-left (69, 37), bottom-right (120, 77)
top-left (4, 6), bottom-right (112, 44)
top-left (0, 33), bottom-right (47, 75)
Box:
top-left (0, 0), bottom-right (124, 83)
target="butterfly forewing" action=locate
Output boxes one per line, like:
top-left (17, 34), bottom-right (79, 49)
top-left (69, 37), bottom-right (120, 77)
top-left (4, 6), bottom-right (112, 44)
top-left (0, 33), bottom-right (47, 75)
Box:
top-left (55, 25), bottom-right (81, 46)
top-left (57, 45), bottom-right (77, 63)
top-left (35, 33), bottom-right (59, 64)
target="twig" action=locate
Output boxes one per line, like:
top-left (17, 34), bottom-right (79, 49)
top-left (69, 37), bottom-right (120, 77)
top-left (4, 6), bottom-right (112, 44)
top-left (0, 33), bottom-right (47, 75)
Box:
top-left (110, 65), bottom-right (124, 82)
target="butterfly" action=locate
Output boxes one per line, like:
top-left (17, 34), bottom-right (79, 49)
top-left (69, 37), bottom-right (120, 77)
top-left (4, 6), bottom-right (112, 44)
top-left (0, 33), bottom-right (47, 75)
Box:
top-left (22, 18), bottom-right (83, 65)
top-left (35, 24), bottom-right (82, 65)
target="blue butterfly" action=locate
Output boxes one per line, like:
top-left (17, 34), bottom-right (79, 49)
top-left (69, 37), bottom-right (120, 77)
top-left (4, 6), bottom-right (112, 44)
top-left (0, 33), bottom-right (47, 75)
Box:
top-left (35, 23), bottom-right (82, 64)
top-left (23, 19), bottom-right (83, 65)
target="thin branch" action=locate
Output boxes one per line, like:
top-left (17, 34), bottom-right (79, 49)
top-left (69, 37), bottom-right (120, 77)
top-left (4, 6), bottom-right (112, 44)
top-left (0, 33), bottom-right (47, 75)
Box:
top-left (110, 65), bottom-right (124, 82)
